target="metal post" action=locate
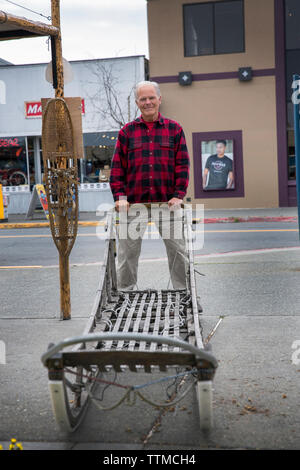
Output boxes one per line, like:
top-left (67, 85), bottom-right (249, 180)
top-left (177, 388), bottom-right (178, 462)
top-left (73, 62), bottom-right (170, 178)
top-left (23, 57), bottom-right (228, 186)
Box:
top-left (25, 137), bottom-right (30, 188)
top-left (128, 95), bottom-right (131, 122)
top-left (33, 137), bottom-right (42, 185)
top-left (293, 74), bottom-right (300, 239)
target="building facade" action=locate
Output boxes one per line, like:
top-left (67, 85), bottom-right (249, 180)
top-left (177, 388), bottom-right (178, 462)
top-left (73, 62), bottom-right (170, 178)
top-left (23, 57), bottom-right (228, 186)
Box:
top-left (147, 0), bottom-right (298, 208)
top-left (0, 55), bottom-right (148, 213)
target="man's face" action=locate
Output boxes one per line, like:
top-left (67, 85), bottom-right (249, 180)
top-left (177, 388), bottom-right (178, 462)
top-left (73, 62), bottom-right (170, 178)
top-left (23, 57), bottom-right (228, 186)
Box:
top-left (216, 143), bottom-right (226, 156)
top-left (136, 85), bottom-right (161, 121)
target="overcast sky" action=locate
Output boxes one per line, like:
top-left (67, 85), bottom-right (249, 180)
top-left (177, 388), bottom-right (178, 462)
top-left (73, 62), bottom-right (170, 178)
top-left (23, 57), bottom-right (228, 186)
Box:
top-left (0, 0), bottom-right (148, 64)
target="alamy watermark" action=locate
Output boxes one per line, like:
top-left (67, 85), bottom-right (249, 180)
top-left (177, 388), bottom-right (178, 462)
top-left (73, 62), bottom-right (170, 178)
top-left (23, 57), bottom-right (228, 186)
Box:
top-left (0, 340), bottom-right (6, 365)
top-left (96, 201), bottom-right (204, 251)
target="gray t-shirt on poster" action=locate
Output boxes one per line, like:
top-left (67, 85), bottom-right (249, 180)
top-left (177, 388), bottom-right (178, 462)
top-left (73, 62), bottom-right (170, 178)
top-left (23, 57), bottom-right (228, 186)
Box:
top-left (205, 154), bottom-right (233, 190)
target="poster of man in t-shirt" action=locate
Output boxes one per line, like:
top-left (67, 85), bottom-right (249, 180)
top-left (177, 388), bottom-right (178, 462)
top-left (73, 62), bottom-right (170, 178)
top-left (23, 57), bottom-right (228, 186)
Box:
top-left (202, 140), bottom-right (234, 190)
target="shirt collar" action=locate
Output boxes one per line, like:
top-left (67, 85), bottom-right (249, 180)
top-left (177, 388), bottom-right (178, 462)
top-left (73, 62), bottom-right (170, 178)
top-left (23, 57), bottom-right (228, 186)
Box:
top-left (135, 112), bottom-right (165, 126)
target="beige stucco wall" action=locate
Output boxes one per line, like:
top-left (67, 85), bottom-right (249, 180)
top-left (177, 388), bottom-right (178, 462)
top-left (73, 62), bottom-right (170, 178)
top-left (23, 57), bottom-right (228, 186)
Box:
top-left (148, 0), bottom-right (275, 74)
top-left (147, 0), bottom-right (279, 208)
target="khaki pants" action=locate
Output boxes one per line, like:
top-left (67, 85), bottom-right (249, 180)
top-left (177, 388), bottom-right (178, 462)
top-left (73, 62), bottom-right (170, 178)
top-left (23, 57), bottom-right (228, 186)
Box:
top-left (116, 205), bottom-right (188, 290)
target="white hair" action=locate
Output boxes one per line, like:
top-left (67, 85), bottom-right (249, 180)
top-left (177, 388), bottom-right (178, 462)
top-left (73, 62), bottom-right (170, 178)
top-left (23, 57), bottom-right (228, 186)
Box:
top-left (135, 80), bottom-right (161, 100)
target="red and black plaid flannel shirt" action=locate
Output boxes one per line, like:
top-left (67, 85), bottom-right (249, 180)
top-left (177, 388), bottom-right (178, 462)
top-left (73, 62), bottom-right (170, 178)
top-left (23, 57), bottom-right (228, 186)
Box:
top-left (109, 113), bottom-right (190, 203)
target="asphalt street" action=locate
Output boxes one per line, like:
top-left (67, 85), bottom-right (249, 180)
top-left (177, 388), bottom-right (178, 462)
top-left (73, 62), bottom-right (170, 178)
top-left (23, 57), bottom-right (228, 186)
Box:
top-left (1, 220), bottom-right (300, 449)
top-left (0, 221), bottom-right (299, 267)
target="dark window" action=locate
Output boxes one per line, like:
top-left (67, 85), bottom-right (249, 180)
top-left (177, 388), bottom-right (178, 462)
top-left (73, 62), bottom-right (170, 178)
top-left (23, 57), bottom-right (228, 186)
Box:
top-left (285, 0), bottom-right (300, 181)
top-left (183, 1), bottom-right (244, 57)
top-left (215, 1), bottom-right (244, 54)
top-left (183, 3), bottom-right (214, 56)
top-left (285, 0), bottom-right (300, 50)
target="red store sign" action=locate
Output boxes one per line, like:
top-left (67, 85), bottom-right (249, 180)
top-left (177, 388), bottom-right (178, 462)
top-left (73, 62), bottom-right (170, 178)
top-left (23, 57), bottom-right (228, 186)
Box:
top-left (0, 137), bottom-right (24, 147)
top-left (25, 99), bottom-right (85, 118)
top-left (25, 101), bottom-right (42, 118)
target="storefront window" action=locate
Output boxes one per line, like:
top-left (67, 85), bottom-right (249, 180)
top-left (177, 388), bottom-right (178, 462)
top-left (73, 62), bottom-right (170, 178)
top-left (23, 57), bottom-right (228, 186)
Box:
top-left (285, 0), bottom-right (300, 50)
top-left (285, 0), bottom-right (300, 181)
top-left (0, 136), bottom-right (28, 186)
top-left (81, 132), bottom-right (118, 183)
top-left (287, 129), bottom-right (296, 180)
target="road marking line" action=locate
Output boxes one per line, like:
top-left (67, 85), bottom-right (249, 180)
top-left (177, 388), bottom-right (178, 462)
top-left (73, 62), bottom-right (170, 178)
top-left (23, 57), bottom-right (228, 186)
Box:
top-left (0, 265), bottom-right (43, 269)
top-left (205, 229), bottom-right (298, 233)
top-left (0, 228), bottom-right (298, 240)
top-left (0, 221), bottom-right (105, 229)
top-left (195, 246), bottom-right (300, 259)
top-left (0, 262), bottom-right (103, 270)
top-left (138, 246), bottom-right (300, 263)
top-left (0, 233), bottom-right (98, 239)
top-left (0, 234), bottom-right (51, 239)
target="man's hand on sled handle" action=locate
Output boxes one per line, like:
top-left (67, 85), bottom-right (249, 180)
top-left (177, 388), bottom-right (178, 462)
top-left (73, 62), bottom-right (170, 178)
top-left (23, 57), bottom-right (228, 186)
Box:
top-left (115, 199), bottom-right (130, 213)
top-left (115, 197), bottom-right (183, 211)
top-left (168, 197), bottom-right (183, 209)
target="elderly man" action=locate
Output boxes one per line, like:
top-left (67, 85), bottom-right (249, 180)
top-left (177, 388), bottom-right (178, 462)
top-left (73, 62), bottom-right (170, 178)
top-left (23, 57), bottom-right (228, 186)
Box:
top-left (109, 80), bottom-right (190, 290)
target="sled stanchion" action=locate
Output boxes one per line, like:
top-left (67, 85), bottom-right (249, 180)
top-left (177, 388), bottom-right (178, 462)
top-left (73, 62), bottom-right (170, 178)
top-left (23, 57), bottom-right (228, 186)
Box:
top-left (197, 381), bottom-right (213, 431)
top-left (42, 206), bottom-right (218, 433)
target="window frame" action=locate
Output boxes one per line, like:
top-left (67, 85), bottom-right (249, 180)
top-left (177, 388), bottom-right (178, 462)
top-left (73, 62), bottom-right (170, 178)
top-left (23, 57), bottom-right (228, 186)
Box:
top-left (183, 0), bottom-right (245, 57)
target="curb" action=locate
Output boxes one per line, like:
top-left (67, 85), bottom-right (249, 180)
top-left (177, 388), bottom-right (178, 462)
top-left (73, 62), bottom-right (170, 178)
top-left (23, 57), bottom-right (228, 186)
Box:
top-left (202, 216), bottom-right (298, 224)
top-left (0, 216), bottom-right (297, 230)
top-left (0, 220), bottom-right (103, 229)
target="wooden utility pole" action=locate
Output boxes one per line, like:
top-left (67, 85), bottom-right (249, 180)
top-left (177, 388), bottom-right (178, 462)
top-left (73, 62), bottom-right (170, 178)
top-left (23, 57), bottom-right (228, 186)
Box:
top-left (51, 0), bottom-right (70, 320)
top-left (0, 1), bottom-right (80, 321)
top-left (51, 0), bottom-right (64, 98)
top-left (41, 0), bottom-right (80, 321)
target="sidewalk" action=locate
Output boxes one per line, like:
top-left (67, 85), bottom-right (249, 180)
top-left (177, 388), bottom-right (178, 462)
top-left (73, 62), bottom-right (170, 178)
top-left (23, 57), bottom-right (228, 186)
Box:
top-left (1, 250), bottom-right (300, 449)
top-left (0, 207), bottom-right (298, 229)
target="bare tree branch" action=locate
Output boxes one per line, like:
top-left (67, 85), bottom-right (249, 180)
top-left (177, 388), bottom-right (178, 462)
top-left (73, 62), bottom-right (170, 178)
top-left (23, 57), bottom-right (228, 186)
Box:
top-left (83, 61), bottom-right (138, 129)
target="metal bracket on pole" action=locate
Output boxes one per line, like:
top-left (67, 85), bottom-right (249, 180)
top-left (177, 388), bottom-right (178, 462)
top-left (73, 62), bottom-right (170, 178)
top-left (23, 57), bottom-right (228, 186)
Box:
top-left (50, 35), bottom-right (58, 90)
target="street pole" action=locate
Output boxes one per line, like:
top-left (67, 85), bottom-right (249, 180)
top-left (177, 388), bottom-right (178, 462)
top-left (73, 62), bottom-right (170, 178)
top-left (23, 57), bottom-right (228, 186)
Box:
top-left (0, 0), bottom-right (78, 320)
top-left (293, 74), bottom-right (300, 240)
top-left (51, 0), bottom-right (70, 319)
top-left (51, 0), bottom-right (64, 98)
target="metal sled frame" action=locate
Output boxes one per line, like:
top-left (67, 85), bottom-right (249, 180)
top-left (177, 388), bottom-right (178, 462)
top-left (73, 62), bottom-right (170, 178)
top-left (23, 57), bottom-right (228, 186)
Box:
top-left (41, 206), bottom-right (218, 432)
